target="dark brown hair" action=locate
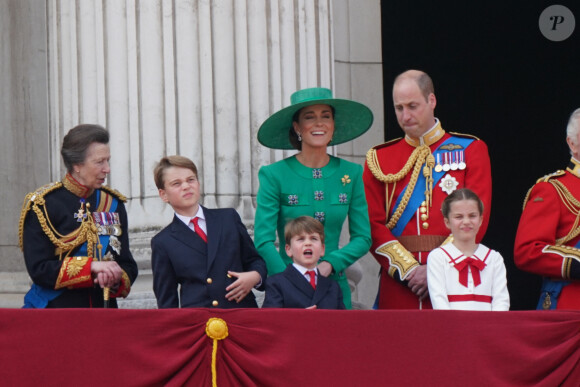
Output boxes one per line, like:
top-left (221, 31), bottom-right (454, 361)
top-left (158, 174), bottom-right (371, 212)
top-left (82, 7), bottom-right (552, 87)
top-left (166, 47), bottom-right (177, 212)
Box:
top-left (288, 105), bottom-right (336, 150)
top-left (153, 155), bottom-right (198, 189)
top-left (61, 124), bottom-right (109, 172)
top-left (441, 188), bottom-right (484, 218)
top-left (284, 216), bottom-right (325, 245)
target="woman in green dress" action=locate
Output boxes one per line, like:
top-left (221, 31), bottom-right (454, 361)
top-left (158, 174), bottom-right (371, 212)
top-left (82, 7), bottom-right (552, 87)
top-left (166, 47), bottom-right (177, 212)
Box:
top-left (255, 87), bottom-right (373, 309)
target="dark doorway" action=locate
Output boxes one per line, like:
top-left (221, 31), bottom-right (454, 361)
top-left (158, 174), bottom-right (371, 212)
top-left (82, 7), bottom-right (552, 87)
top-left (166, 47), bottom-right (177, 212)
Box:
top-left (381, 2), bottom-right (580, 309)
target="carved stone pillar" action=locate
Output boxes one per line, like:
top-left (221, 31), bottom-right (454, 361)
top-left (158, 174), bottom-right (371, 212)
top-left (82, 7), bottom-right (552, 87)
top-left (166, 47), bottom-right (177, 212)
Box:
top-left (46, 0), bottom-right (335, 228)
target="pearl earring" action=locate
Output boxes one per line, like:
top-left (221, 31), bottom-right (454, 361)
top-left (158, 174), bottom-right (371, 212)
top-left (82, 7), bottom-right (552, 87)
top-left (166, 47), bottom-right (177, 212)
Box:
top-left (297, 133), bottom-right (302, 142)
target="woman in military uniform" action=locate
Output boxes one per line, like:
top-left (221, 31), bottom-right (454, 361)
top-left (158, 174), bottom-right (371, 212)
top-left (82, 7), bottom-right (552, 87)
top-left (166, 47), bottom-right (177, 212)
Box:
top-left (19, 124), bottom-right (138, 308)
top-left (254, 87), bottom-right (373, 309)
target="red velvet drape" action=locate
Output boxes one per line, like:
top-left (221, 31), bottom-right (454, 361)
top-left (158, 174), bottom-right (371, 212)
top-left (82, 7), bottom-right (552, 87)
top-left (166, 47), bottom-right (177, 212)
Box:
top-left (1, 309), bottom-right (579, 386)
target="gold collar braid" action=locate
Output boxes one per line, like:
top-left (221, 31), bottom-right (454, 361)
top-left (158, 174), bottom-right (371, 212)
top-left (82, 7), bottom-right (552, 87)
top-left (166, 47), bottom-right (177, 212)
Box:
top-left (366, 145), bottom-right (435, 230)
top-left (567, 158), bottom-right (580, 179)
top-left (63, 173), bottom-right (94, 198)
top-left (404, 122), bottom-right (445, 147)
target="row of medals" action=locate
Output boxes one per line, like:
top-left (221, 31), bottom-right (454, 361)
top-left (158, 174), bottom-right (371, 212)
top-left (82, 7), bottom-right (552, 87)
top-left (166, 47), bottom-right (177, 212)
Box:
top-left (423, 150), bottom-right (467, 230)
top-left (434, 151), bottom-right (466, 173)
top-left (94, 211), bottom-right (122, 236)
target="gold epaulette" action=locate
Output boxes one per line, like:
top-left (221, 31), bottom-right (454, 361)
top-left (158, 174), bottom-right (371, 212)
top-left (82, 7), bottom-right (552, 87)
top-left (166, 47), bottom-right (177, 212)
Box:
top-left (521, 171), bottom-right (566, 211)
top-left (536, 170), bottom-right (566, 183)
top-left (368, 137), bottom-right (403, 152)
top-left (101, 185), bottom-right (127, 202)
top-left (18, 182), bottom-right (63, 249)
top-left (448, 132), bottom-right (481, 141)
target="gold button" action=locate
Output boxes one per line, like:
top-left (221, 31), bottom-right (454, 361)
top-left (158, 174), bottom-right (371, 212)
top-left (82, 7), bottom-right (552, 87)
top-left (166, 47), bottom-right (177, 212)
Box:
top-left (420, 207), bottom-right (427, 214)
top-left (212, 300), bottom-right (219, 307)
top-left (420, 214), bottom-right (428, 221)
top-left (206, 278), bottom-right (213, 284)
top-left (421, 201), bottom-right (426, 207)
top-left (422, 222), bottom-right (429, 229)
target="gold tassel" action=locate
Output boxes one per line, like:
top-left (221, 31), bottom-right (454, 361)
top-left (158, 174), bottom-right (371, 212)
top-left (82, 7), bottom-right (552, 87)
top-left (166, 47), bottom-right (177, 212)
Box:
top-left (206, 318), bottom-right (229, 387)
top-left (424, 153), bottom-right (435, 217)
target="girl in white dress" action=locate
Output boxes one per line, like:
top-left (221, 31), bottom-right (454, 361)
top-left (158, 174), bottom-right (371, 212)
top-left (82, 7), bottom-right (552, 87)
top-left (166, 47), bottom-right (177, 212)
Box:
top-left (427, 188), bottom-right (510, 311)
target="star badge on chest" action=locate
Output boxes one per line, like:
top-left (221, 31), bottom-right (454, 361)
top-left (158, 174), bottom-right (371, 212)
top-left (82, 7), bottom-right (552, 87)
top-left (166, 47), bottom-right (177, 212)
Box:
top-left (439, 174), bottom-right (459, 195)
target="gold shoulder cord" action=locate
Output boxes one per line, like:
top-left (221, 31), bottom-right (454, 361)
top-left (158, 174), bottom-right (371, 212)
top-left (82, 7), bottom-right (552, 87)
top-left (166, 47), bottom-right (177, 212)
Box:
top-left (549, 180), bottom-right (580, 245)
top-left (18, 183), bottom-right (99, 260)
top-left (366, 145), bottom-right (435, 230)
top-left (18, 182), bottom-right (62, 250)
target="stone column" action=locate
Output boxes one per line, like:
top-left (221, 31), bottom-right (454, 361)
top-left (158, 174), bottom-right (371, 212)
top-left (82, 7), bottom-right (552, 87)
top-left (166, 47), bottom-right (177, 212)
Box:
top-left (46, 0), bottom-right (335, 228)
top-left (333, 0), bottom-right (384, 309)
top-left (0, 0), bottom-right (50, 305)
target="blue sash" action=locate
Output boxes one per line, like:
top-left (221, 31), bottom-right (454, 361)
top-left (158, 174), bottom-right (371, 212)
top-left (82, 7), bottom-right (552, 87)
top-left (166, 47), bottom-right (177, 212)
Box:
top-left (23, 284), bottom-right (64, 309)
top-left (391, 136), bottom-right (474, 236)
top-left (536, 278), bottom-right (569, 310)
top-left (23, 190), bottom-right (118, 308)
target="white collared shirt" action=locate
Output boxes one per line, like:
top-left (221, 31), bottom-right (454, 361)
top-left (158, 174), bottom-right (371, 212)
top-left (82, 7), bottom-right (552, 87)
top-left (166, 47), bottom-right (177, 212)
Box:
top-left (293, 263), bottom-right (318, 286)
top-left (175, 206), bottom-right (207, 237)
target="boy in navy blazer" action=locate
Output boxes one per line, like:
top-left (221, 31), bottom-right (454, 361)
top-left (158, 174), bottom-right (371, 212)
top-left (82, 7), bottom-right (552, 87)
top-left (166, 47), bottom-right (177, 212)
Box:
top-left (262, 216), bottom-right (345, 309)
top-left (151, 155), bottom-right (266, 308)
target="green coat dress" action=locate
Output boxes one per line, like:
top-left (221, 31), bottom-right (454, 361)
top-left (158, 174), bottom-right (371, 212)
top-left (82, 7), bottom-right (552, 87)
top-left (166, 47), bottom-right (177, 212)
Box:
top-left (254, 155), bottom-right (371, 309)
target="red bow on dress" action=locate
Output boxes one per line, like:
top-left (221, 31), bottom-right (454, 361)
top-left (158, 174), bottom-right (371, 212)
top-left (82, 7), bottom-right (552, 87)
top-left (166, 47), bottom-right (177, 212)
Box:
top-left (454, 257), bottom-right (486, 287)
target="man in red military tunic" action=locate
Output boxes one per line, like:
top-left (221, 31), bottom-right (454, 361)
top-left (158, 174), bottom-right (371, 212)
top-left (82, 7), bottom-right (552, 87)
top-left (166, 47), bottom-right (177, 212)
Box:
top-left (514, 108), bottom-right (580, 310)
top-left (363, 70), bottom-right (492, 309)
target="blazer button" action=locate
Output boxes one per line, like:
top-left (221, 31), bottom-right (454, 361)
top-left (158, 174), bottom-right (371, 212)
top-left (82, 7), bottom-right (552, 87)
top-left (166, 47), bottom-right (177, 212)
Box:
top-left (206, 278), bottom-right (213, 284)
top-left (212, 300), bottom-right (219, 307)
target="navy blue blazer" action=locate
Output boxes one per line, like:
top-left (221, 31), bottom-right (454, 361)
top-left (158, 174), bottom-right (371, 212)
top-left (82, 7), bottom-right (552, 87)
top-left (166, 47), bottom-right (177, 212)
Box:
top-left (151, 206), bottom-right (266, 308)
top-left (262, 265), bottom-right (345, 309)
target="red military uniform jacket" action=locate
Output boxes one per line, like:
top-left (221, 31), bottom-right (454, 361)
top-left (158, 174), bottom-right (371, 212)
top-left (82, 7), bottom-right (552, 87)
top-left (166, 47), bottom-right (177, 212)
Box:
top-left (514, 159), bottom-right (580, 310)
top-left (363, 121), bottom-right (492, 309)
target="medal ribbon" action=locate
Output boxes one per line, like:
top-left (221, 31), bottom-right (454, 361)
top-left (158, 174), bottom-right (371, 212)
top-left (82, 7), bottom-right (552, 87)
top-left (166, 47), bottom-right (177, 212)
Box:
top-left (391, 136), bottom-right (474, 237)
top-left (77, 189), bottom-right (119, 257)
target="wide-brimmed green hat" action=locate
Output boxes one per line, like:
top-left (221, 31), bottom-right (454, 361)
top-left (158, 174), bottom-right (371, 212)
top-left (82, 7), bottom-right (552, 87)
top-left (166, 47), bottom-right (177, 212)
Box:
top-left (257, 87), bottom-right (374, 149)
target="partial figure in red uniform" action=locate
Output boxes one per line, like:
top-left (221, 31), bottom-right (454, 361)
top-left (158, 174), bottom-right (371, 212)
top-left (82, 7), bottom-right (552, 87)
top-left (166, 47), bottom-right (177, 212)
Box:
top-left (363, 70), bottom-right (492, 309)
top-left (514, 108), bottom-right (580, 310)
